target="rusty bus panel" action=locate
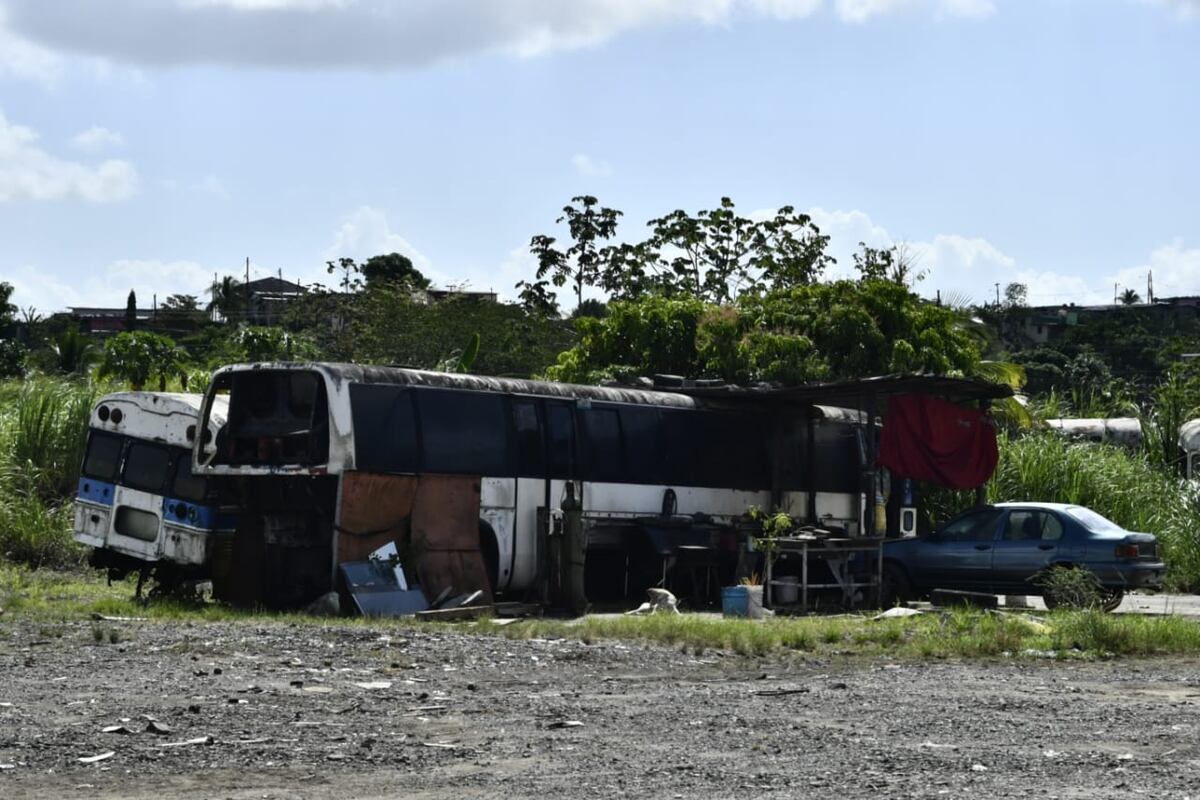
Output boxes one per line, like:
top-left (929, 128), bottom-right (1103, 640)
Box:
top-left (336, 472), bottom-right (494, 606)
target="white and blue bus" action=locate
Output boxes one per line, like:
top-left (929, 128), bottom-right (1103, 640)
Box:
top-left (75, 392), bottom-right (231, 591)
top-left (192, 364), bottom-right (867, 609)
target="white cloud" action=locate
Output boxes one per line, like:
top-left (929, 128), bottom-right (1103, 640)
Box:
top-left (70, 125), bottom-right (124, 151)
top-left (834, 0), bottom-right (994, 23)
top-left (1108, 240), bottom-right (1200, 301)
top-left (322, 205), bottom-right (446, 285)
top-left (571, 153), bottom-right (613, 178)
top-left (1144, 0), bottom-right (1200, 20)
top-left (0, 0), bottom-right (1002, 72)
top-left (0, 110), bottom-right (137, 202)
top-left (0, 7), bottom-right (61, 82)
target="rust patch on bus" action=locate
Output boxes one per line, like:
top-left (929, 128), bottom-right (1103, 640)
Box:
top-left (337, 471), bottom-right (493, 605)
top-left (337, 472), bottom-right (418, 563)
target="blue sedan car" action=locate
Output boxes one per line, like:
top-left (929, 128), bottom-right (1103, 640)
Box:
top-left (881, 502), bottom-right (1166, 611)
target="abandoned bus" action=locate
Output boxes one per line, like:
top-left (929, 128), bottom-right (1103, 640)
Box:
top-left (192, 363), bottom-right (866, 608)
top-left (75, 392), bottom-right (231, 586)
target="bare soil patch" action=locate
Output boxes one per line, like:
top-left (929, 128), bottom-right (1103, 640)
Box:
top-left (2, 618), bottom-right (1198, 798)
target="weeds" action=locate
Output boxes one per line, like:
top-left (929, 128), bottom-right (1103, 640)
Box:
top-left (0, 377), bottom-right (96, 568)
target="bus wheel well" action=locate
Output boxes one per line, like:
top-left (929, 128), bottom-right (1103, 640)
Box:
top-left (478, 520), bottom-right (500, 593)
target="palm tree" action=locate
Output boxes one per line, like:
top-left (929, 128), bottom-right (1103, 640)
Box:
top-left (207, 276), bottom-right (246, 323)
top-left (51, 327), bottom-right (99, 375)
top-left (1119, 288), bottom-right (1141, 305)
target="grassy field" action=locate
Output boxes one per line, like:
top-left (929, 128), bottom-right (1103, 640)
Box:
top-left (4, 564), bottom-right (1200, 660)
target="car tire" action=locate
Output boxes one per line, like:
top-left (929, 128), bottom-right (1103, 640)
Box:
top-left (880, 563), bottom-right (912, 608)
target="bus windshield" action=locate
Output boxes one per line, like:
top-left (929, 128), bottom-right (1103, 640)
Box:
top-left (83, 432), bottom-right (123, 481)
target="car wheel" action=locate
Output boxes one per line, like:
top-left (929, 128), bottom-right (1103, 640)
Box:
top-left (880, 563), bottom-right (912, 608)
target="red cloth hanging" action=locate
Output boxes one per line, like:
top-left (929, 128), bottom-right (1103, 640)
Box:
top-left (877, 394), bottom-right (998, 490)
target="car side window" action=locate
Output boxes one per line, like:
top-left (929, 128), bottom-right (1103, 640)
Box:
top-left (1002, 510), bottom-right (1064, 542)
top-left (940, 509), bottom-right (1002, 542)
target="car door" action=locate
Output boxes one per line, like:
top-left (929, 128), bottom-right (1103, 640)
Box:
top-left (990, 508), bottom-right (1064, 593)
top-left (911, 507), bottom-right (1004, 590)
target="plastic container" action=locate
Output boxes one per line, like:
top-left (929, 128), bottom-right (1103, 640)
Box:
top-left (722, 585), bottom-right (766, 618)
top-left (774, 575), bottom-right (799, 605)
top-left (722, 586), bottom-right (749, 617)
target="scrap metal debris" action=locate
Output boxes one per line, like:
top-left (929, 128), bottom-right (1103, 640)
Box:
top-left (78, 751), bottom-right (115, 764)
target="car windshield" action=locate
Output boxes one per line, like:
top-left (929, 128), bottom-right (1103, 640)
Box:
top-left (1065, 506), bottom-right (1124, 533)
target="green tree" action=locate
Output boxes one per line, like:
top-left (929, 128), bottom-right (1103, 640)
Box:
top-left (124, 290), bottom-right (138, 332)
top-left (207, 275), bottom-right (246, 323)
top-left (361, 252), bottom-right (431, 290)
top-left (0, 282), bottom-right (23, 377)
top-left (50, 327), bottom-right (99, 375)
top-left (1119, 288), bottom-right (1141, 305)
top-left (99, 331), bottom-right (188, 391)
top-left (1004, 282), bottom-right (1028, 308)
top-left (349, 286), bottom-right (574, 377)
top-left (0, 281), bottom-right (16, 334)
top-left (529, 195), bottom-right (623, 310)
top-left (603, 198), bottom-right (834, 303)
top-left (545, 279), bottom-right (981, 386)
top-left (231, 325), bottom-right (320, 362)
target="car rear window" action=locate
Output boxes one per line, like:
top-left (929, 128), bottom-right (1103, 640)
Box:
top-left (1065, 506), bottom-right (1123, 533)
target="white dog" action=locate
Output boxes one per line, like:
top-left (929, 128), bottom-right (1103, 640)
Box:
top-left (625, 587), bottom-right (681, 615)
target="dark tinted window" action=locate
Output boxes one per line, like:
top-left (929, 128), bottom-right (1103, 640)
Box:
top-left (1003, 510), bottom-right (1064, 542)
top-left (620, 406), bottom-right (661, 484)
top-left (171, 451), bottom-right (207, 503)
top-left (545, 403), bottom-right (575, 478)
top-left (581, 406), bottom-right (624, 482)
top-left (417, 389), bottom-right (511, 475)
top-left (83, 431), bottom-right (123, 481)
top-left (659, 408), bottom-right (701, 485)
top-left (122, 442), bottom-right (171, 493)
top-left (811, 422), bottom-right (861, 492)
top-left (940, 508), bottom-right (1003, 542)
top-left (512, 400), bottom-right (544, 476)
top-left (350, 384), bottom-right (419, 473)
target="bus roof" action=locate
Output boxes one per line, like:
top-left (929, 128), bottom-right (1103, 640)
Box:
top-left (93, 392), bottom-right (228, 448)
top-left (211, 362), bottom-right (707, 409)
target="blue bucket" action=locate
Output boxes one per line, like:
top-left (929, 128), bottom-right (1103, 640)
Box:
top-left (722, 585), bottom-right (750, 617)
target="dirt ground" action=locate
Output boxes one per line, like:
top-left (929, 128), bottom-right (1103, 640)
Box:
top-left (2, 616), bottom-right (1199, 800)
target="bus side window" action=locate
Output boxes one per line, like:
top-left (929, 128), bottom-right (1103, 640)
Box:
top-left (620, 406), bottom-right (661, 484)
top-left (417, 389), bottom-right (511, 476)
top-left (581, 405), bottom-right (624, 483)
top-left (349, 384), bottom-right (418, 474)
top-left (512, 400), bottom-right (544, 477)
top-left (544, 403), bottom-right (575, 478)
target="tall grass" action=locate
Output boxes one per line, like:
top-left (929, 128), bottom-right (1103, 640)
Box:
top-left (0, 377), bottom-right (97, 568)
top-left (931, 430), bottom-right (1200, 592)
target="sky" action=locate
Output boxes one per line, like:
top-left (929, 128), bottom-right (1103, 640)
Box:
top-left (0, 0), bottom-right (1198, 314)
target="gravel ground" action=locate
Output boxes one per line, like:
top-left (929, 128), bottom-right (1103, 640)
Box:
top-left (2, 617), bottom-right (1199, 799)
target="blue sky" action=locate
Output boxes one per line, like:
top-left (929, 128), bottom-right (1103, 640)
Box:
top-left (1, 0), bottom-right (1197, 313)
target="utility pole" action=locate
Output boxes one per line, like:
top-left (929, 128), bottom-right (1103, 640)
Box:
top-left (1148, 270), bottom-right (1154, 304)
top-left (1114, 283), bottom-right (1119, 305)
top-left (244, 257), bottom-right (251, 324)
top-left (994, 282), bottom-right (1000, 307)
